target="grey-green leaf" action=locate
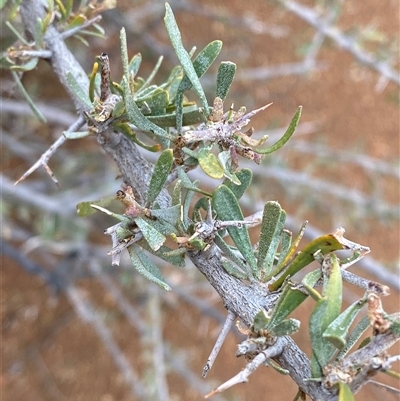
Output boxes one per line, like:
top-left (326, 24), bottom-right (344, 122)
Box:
top-left (123, 77), bottom-right (174, 140)
top-left (269, 318), bottom-right (300, 337)
top-left (323, 296), bottom-right (367, 350)
top-left (257, 201), bottom-right (286, 280)
top-left (255, 106), bottom-right (302, 155)
top-left (309, 254), bottom-right (342, 376)
top-left (336, 315), bottom-right (370, 360)
top-left (164, 4), bottom-right (210, 116)
top-left (129, 53), bottom-right (142, 78)
top-left (212, 185), bottom-right (257, 276)
top-left (12, 71), bottom-right (46, 122)
top-left (66, 71), bottom-right (92, 109)
top-left (134, 217), bottom-right (166, 251)
top-left (216, 61), bottom-right (236, 101)
top-left (267, 282), bottom-right (308, 330)
top-left (221, 257), bottom-right (248, 280)
top-left (147, 149), bottom-right (174, 206)
top-left (128, 245), bottom-right (171, 290)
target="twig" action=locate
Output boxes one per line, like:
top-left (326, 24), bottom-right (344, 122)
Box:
top-left (203, 310), bottom-right (236, 378)
top-left (367, 380), bottom-right (400, 396)
top-left (205, 339), bottom-right (285, 398)
top-left (8, 49), bottom-right (52, 58)
top-left (246, 163), bottom-right (399, 219)
top-left (282, 0), bottom-right (400, 86)
top-left (175, 0), bottom-right (289, 38)
top-left (14, 115), bottom-right (86, 185)
top-left (59, 15), bottom-right (102, 40)
top-left (235, 61), bottom-right (326, 82)
top-left (286, 140), bottom-right (400, 179)
top-left (1, 98), bottom-right (77, 126)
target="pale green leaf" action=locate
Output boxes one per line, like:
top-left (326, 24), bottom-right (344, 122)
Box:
top-left (255, 106), bottom-right (302, 154)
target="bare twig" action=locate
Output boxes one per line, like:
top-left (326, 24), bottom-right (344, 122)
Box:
top-left (246, 163), bottom-right (399, 219)
top-left (205, 339), bottom-right (285, 398)
top-left (203, 311), bottom-right (236, 378)
top-left (281, 0), bottom-right (400, 86)
top-left (14, 115), bottom-right (85, 185)
top-left (285, 140), bottom-right (400, 179)
top-left (236, 61), bottom-right (326, 82)
top-left (59, 15), bottom-right (103, 40)
top-left (1, 98), bottom-right (77, 126)
top-left (367, 380), bottom-right (400, 396)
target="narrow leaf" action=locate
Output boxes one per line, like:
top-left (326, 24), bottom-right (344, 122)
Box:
top-left (323, 296), bottom-right (367, 350)
top-left (276, 229), bottom-right (292, 268)
top-left (147, 149), bottom-right (174, 205)
top-left (12, 71), bottom-right (46, 122)
top-left (142, 56), bottom-right (164, 90)
top-left (120, 28), bottom-right (129, 78)
top-left (257, 201), bottom-right (285, 278)
top-left (212, 185), bottom-right (257, 275)
top-left (178, 40), bottom-right (222, 92)
top-left (271, 221), bottom-right (308, 279)
top-left (267, 282), bottom-right (308, 330)
top-left (123, 77), bottom-right (174, 140)
top-left (129, 53), bottom-right (142, 78)
top-left (63, 130), bottom-right (91, 139)
top-left (255, 106), bottom-right (302, 154)
top-left (113, 122), bottom-right (161, 152)
top-left (66, 71), bottom-right (92, 109)
top-left (214, 234), bottom-right (251, 278)
top-left (128, 245), bottom-right (171, 290)
top-left (336, 316), bottom-right (370, 360)
top-left (164, 4), bottom-right (210, 118)
top-left (269, 229), bottom-right (348, 291)
top-left (221, 257), bottom-right (248, 280)
top-left (172, 179), bottom-right (182, 206)
top-left (216, 61), bottom-right (236, 101)
top-left (148, 104), bottom-right (208, 127)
